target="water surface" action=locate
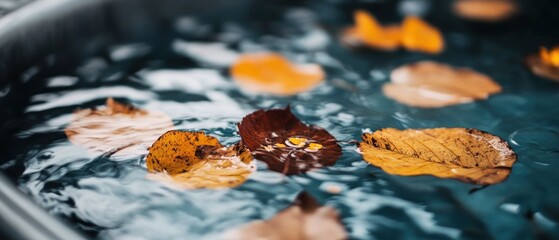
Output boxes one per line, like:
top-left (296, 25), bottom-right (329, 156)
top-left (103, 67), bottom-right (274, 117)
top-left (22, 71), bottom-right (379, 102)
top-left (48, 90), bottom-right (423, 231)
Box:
top-left (1, 2), bottom-right (559, 239)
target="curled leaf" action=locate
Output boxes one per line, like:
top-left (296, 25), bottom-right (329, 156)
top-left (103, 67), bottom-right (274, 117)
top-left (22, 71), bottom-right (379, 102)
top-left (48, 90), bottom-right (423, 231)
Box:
top-left (525, 46), bottom-right (559, 82)
top-left (401, 16), bottom-right (444, 54)
top-left (384, 61), bottom-right (501, 107)
top-left (359, 128), bottom-right (517, 185)
top-left (223, 192), bottom-right (347, 240)
top-left (342, 10), bottom-right (401, 51)
top-left (454, 0), bottom-right (517, 22)
top-left (64, 98), bottom-right (174, 157)
top-left (230, 53), bottom-right (325, 96)
top-left (146, 130), bottom-right (254, 189)
top-left (238, 106), bottom-right (341, 175)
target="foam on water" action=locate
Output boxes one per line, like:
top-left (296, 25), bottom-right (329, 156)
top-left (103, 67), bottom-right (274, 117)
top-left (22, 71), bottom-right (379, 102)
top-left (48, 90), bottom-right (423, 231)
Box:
top-left (26, 86), bottom-right (156, 112)
top-left (172, 40), bottom-right (240, 67)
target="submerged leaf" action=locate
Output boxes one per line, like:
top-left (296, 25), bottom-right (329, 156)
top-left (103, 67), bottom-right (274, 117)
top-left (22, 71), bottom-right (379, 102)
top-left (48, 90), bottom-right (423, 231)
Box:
top-left (525, 47), bottom-right (559, 82)
top-left (384, 61), bottom-right (501, 107)
top-left (454, 0), bottom-right (517, 22)
top-left (223, 192), bottom-right (347, 240)
top-left (238, 106), bottom-right (341, 175)
top-left (146, 130), bottom-right (254, 189)
top-left (359, 128), bottom-right (517, 185)
top-left (64, 98), bottom-right (174, 157)
top-left (230, 53), bottom-right (325, 96)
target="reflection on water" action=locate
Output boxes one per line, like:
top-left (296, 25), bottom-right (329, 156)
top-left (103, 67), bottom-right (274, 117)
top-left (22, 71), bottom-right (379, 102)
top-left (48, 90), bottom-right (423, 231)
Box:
top-left (1, 4), bottom-right (559, 240)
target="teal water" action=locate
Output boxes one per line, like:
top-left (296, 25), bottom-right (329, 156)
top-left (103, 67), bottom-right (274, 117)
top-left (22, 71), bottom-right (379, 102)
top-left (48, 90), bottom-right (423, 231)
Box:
top-left (1, 2), bottom-right (559, 239)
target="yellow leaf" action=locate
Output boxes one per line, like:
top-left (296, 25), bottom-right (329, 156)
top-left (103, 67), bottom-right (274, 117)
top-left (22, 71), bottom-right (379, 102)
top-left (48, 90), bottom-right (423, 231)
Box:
top-left (146, 130), bottom-right (254, 189)
top-left (64, 98), bottom-right (174, 157)
top-left (359, 128), bottom-right (517, 185)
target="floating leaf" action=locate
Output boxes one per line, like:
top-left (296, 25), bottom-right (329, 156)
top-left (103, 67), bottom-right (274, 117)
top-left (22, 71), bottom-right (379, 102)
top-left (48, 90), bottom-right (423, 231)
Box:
top-left (454, 0), bottom-right (517, 22)
top-left (238, 106), bottom-right (341, 175)
top-left (383, 61), bottom-right (501, 107)
top-left (539, 47), bottom-right (559, 67)
top-left (146, 130), bottom-right (254, 189)
top-left (525, 46), bottom-right (559, 82)
top-left (230, 53), bottom-right (325, 96)
top-left (342, 10), bottom-right (443, 54)
top-left (223, 192), bottom-right (347, 240)
top-left (359, 128), bottom-right (517, 185)
top-left (401, 16), bottom-right (444, 54)
top-left (342, 10), bottom-right (401, 51)
top-left (64, 98), bottom-right (174, 157)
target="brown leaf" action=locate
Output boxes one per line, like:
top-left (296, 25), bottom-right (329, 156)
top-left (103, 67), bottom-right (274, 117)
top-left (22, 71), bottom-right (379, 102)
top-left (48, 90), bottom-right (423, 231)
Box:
top-left (64, 98), bottom-right (174, 157)
top-left (525, 47), bottom-right (559, 82)
top-left (230, 52), bottom-right (325, 96)
top-left (146, 130), bottom-right (254, 189)
top-left (223, 192), bottom-right (347, 240)
top-left (359, 128), bottom-right (517, 185)
top-left (454, 0), bottom-right (517, 22)
top-left (237, 106), bottom-right (342, 175)
top-left (384, 61), bottom-right (502, 108)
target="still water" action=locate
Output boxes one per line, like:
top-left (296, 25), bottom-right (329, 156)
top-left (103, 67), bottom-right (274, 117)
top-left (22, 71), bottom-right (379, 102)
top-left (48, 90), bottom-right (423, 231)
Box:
top-left (1, 3), bottom-right (559, 240)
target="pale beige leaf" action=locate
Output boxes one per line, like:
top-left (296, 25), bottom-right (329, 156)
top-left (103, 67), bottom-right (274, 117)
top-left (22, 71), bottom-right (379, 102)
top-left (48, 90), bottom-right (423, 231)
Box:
top-left (384, 61), bottom-right (502, 108)
top-left (223, 193), bottom-right (347, 240)
top-left (64, 98), bottom-right (174, 157)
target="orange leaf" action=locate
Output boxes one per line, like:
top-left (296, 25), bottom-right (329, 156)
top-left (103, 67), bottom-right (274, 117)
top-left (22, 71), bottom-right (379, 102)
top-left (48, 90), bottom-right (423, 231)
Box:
top-left (352, 10), bottom-right (401, 50)
top-left (342, 10), bottom-right (443, 54)
top-left (230, 53), bottom-right (325, 96)
top-left (64, 98), bottom-right (174, 157)
top-left (454, 0), bottom-right (517, 22)
top-left (540, 47), bottom-right (559, 67)
top-left (146, 130), bottom-right (254, 189)
top-left (223, 192), bottom-right (347, 240)
top-left (401, 16), bottom-right (444, 54)
top-left (146, 131), bottom-right (222, 174)
top-left (383, 61), bottom-right (501, 107)
top-left (237, 106), bottom-right (341, 175)
top-left (525, 47), bottom-right (559, 82)
top-left (359, 128), bottom-right (517, 185)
